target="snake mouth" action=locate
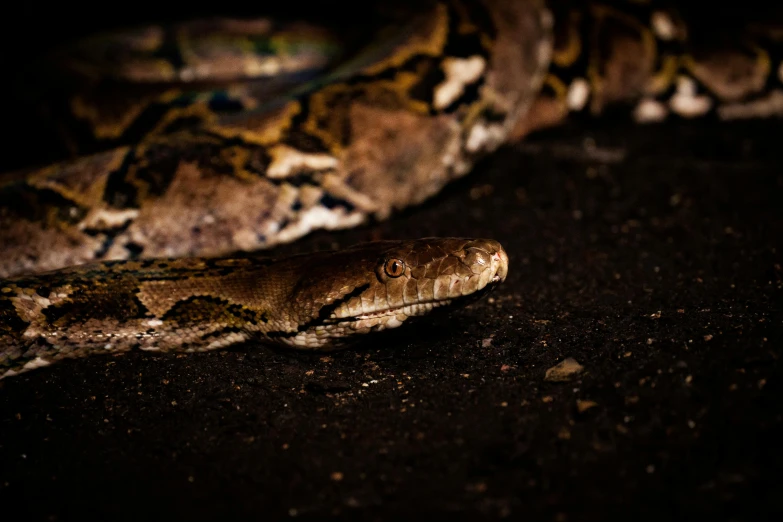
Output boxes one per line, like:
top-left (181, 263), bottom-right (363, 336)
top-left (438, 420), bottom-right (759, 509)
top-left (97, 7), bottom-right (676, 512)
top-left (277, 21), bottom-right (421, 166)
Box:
top-left (345, 271), bottom-right (505, 326)
top-left (328, 283), bottom-right (503, 342)
top-left (350, 298), bottom-right (455, 322)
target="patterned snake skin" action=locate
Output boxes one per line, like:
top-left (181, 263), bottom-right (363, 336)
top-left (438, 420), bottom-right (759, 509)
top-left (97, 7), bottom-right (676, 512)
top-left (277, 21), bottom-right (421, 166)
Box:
top-left (1, 0), bottom-right (781, 378)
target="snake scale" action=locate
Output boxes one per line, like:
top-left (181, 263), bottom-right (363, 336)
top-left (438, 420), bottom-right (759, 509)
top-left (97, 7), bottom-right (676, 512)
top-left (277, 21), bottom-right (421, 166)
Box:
top-left (1, 0), bottom-right (781, 379)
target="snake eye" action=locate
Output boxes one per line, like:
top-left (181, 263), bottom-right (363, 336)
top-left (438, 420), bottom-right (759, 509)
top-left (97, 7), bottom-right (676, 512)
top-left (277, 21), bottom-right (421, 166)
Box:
top-left (384, 258), bottom-right (405, 278)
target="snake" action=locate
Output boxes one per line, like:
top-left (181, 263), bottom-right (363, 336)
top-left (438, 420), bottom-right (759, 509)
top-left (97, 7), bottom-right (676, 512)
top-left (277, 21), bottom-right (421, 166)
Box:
top-left (1, 0), bottom-right (781, 378)
top-left (1, 238), bottom-right (508, 378)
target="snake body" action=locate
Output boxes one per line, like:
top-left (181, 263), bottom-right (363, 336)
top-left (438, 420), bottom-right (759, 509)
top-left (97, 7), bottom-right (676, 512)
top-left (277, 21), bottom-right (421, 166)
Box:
top-left (0, 0), bottom-right (550, 278)
top-left (1, 238), bottom-right (508, 378)
top-left (0, 0), bottom-right (781, 378)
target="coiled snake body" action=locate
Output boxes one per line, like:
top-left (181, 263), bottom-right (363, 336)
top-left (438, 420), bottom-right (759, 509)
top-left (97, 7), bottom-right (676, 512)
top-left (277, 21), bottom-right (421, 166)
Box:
top-left (1, 0), bottom-right (781, 378)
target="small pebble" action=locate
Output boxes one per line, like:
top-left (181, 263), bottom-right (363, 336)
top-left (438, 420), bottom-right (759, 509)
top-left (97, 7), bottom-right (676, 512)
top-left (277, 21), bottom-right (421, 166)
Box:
top-left (545, 358), bottom-right (584, 382)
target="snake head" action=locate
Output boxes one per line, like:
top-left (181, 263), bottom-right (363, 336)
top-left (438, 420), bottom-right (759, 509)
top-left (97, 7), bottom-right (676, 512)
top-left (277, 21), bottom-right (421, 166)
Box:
top-left (279, 237), bottom-right (508, 349)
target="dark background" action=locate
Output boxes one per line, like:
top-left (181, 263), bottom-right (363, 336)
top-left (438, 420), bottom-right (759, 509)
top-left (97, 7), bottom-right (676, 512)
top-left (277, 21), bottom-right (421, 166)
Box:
top-left (1, 2), bottom-right (782, 520)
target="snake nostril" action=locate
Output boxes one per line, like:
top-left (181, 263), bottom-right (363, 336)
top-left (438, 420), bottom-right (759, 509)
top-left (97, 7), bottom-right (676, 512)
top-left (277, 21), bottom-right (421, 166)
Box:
top-left (492, 249), bottom-right (509, 282)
